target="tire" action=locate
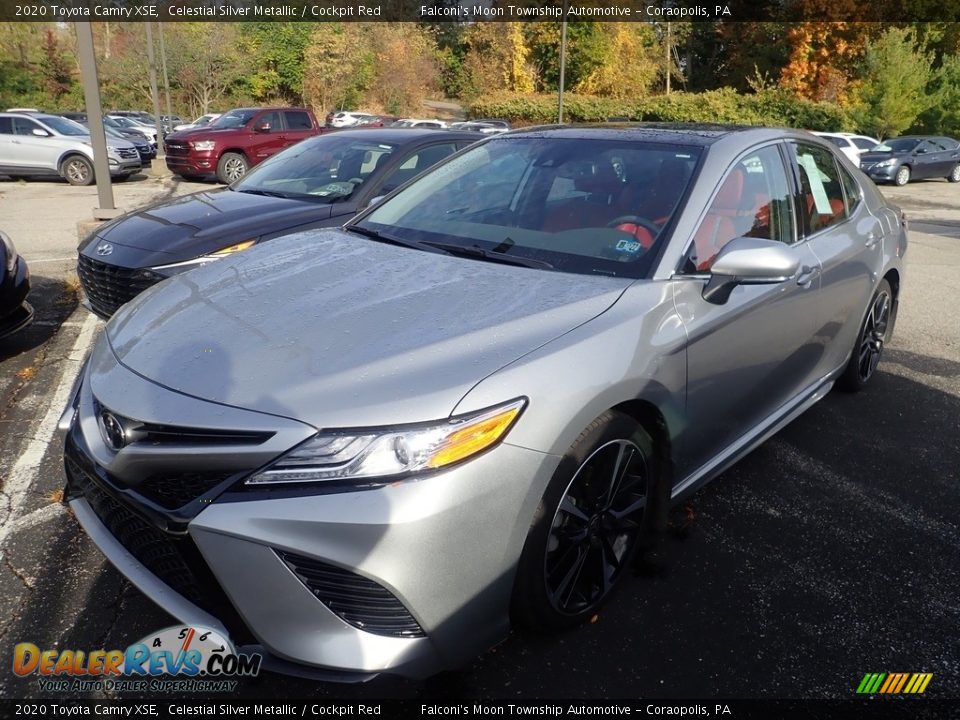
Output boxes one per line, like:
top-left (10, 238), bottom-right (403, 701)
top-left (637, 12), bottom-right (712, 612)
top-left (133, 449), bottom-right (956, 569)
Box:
top-left (511, 410), bottom-right (665, 632)
top-left (948, 164), bottom-right (960, 183)
top-left (61, 155), bottom-right (94, 186)
top-left (893, 165), bottom-right (911, 186)
top-left (216, 152), bottom-right (248, 184)
top-left (838, 279), bottom-right (893, 392)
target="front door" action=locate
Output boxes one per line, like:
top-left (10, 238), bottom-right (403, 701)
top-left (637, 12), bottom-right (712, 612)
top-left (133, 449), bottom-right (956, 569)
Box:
top-left (673, 143), bottom-right (823, 477)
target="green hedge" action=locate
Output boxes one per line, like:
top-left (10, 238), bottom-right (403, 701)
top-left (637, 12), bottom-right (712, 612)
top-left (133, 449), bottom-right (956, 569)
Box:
top-left (468, 88), bottom-right (853, 132)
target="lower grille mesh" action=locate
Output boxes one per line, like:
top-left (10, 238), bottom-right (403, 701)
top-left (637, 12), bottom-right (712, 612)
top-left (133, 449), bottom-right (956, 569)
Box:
top-left (277, 550), bottom-right (425, 638)
top-left (77, 254), bottom-right (160, 318)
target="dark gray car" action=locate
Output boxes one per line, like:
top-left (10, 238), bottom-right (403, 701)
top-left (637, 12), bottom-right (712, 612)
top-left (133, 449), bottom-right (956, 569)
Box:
top-left (62, 125), bottom-right (906, 680)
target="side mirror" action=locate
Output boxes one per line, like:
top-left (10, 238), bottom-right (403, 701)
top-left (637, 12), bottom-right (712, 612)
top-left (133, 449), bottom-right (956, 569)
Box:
top-left (31, 128), bottom-right (50, 137)
top-left (915, 147), bottom-right (927, 154)
top-left (255, 122), bottom-right (271, 133)
top-left (702, 237), bottom-right (801, 305)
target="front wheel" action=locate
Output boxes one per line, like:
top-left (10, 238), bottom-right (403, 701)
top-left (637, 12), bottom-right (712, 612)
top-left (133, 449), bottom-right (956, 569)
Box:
top-left (511, 411), bottom-right (664, 632)
top-left (216, 152), bottom-right (248, 184)
top-left (838, 279), bottom-right (893, 392)
top-left (894, 165), bottom-right (911, 186)
top-left (948, 164), bottom-right (960, 183)
top-left (61, 155), bottom-right (94, 186)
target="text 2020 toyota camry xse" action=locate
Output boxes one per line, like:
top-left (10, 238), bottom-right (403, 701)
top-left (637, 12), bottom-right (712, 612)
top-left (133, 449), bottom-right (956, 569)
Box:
top-left (62, 125), bottom-right (906, 680)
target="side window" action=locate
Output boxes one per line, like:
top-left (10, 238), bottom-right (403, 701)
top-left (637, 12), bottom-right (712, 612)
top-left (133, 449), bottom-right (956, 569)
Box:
top-left (256, 112), bottom-right (282, 132)
top-left (683, 145), bottom-right (795, 273)
top-left (939, 137), bottom-right (959, 150)
top-left (852, 137), bottom-right (877, 151)
top-left (378, 143), bottom-right (458, 193)
top-left (12, 118), bottom-right (41, 136)
top-left (792, 142), bottom-right (847, 235)
top-left (0, 118), bottom-right (12, 134)
top-left (838, 164), bottom-right (862, 214)
top-left (284, 111), bottom-right (312, 130)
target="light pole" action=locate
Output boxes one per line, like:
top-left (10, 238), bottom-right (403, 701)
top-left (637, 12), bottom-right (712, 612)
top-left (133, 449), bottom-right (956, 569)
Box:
top-left (558, 1), bottom-right (568, 124)
top-left (74, 21), bottom-right (116, 219)
top-left (145, 22), bottom-right (164, 157)
top-left (158, 23), bottom-right (173, 131)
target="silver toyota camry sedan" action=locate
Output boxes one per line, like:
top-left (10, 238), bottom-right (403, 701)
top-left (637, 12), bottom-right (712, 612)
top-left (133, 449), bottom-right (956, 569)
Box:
top-left (62, 125), bottom-right (906, 680)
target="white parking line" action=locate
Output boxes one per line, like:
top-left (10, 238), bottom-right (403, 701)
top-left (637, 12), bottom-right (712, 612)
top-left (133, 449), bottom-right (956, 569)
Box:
top-left (0, 312), bottom-right (98, 555)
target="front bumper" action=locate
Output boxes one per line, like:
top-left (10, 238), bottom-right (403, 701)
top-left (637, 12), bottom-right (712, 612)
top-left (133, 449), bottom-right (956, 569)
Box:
top-left (860, 162), bottom-right (898, 183)
top-left (108, 159), bottom-right (142, 177)
top-left (63, 353), bottom-right (557, 679)
top-left (0, 255), bottom-right (32, 337)
top-left (166, 150), bottom-right (216, 176)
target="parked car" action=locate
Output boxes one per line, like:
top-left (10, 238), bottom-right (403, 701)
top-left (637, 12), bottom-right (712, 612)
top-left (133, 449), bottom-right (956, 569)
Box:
top-left (62, 125), bottom-right (906, 680)
top-left (163, 107), bottom-right (323, 184)
top-left (391, 118), bottom-right (448, 129)
top-left (354, 115), bottom-right (399, 128)
top-left (106, 115), bottom-right (159, 147)
top-left (450, 121), bottom-right (510, 135)
top-left (0, 230), bottom-right (31, 337)
top-left (326, 111), bottom-right (375, 128)
top-left (859, 135), bottom-right (960, 185)
top-left (58, 115), bottom-right (155, 164)
top-left (0, 111), bottom-right (141, 185)
top-left (173, 113), bottom-right (221, 132)
top-left (810, 131), bottom-right (879, 167)
top-left (160, 115), bottom-right (184, 133)
top-left (77, 128), bottom-right (478, 318)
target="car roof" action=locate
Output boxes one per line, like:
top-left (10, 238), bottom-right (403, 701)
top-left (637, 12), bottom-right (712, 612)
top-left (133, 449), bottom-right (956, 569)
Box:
top-left (324, 128), bottom-right (479, 144)
top-left (504, 123), bottom-right (767, 146)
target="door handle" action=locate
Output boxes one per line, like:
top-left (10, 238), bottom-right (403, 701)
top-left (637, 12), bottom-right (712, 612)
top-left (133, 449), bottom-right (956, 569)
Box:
top-left (796, 265), bottom-right (820, 286)
top-left (865, 232), bottom-right (880, 249)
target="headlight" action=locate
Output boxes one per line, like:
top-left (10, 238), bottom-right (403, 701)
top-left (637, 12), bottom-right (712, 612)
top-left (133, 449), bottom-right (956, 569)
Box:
top-left (1, 231), bottom-right (17, 273)
top-left (191, 140), bottom-right (216, 151)
top-left (246, 398), bottom-right (527, 485)
top-left (875, 158), bottom-right (897, 167)
top-left (150, 239), bottom-right (257, 271)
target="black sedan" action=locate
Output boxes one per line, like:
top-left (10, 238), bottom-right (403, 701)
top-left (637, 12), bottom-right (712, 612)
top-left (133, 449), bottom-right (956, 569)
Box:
top-left (859, 135), bottom-right (960, 186)
top-left (77, 128), bottom-right (479, 318)
top-left (0, 231), bottom-right (31, 338)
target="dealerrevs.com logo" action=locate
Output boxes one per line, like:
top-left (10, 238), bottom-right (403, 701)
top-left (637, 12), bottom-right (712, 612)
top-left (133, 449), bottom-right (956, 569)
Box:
top-left (13, 625), bottom-right (261, 693)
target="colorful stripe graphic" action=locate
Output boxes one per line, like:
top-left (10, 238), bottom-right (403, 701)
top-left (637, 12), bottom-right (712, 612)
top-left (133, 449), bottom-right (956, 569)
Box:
top-left (857, 673), bottom-right (933, 694)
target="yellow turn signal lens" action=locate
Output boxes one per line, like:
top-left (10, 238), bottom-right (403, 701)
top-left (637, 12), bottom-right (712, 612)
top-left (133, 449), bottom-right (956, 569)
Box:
top-left (427, 402), bottom-right (524, 469)
top-left (211, 240), bottom-right (256, 257)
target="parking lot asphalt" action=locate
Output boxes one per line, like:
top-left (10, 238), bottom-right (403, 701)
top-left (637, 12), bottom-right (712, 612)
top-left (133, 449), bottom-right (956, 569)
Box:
top-left (0, 174), bottom-right (957, 701)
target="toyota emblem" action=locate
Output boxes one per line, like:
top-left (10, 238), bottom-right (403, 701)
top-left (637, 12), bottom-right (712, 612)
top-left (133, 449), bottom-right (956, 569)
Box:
top-left (96, 242), bottom-right (114, 256)
top-left (98, 410), bottom-right (127, 451)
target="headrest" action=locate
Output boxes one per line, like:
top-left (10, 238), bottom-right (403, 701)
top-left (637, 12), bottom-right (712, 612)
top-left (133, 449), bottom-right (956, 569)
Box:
top-left (713, 168), bottom-right (745, 210)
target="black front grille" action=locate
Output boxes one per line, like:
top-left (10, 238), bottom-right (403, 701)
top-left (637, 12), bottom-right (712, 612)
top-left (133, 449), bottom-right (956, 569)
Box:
top-left (277, 551), bottom-right (425, 638)
top-left (65, 444), bottom-right (254, 643)
top-left (77, 254), bottom-right (161, 318)
top-left (165, 142), bottom-right (189, 156)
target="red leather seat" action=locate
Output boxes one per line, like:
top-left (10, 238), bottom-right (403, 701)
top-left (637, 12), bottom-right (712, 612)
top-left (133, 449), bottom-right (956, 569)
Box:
top-left (691, 168), bottom-right (745, 271)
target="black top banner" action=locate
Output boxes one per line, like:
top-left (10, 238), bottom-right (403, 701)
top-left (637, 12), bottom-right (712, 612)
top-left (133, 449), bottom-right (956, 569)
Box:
top-left (1, 0), bottom-right (960, 22)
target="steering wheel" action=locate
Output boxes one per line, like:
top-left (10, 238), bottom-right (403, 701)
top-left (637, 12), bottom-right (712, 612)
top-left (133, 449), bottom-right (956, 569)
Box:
top-left (605, 215), bottom-right (661, 249)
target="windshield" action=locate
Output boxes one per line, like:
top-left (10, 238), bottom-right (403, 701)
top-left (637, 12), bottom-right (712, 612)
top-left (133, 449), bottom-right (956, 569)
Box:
top-left (39, 115), bottom-right (88, 136)
top-left (233, 134), bottom-right (397, 202)
top-left (356, 137), bottom-right (702, 279)
top-left (195, 115), bottom-right (215, 126)
top-left (214, 110), bottom-right (256, 129)
top-left (873, 138), bottom-right (919, 153)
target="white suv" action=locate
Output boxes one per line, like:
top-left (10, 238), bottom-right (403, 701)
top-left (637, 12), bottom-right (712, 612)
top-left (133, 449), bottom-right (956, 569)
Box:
top-left (812, 132), bottom-right (880, 167)
top-left (0, 112), bottom-right (141, 185)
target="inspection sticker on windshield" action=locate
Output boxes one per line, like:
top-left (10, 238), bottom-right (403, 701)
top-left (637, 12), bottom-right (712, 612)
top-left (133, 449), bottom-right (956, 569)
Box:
top-left (615, 239), bottom-right (643, 254)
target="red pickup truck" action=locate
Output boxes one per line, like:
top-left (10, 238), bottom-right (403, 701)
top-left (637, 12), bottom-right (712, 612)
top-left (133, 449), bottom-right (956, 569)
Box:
top-left (164, 107), bottom-right (324, 183)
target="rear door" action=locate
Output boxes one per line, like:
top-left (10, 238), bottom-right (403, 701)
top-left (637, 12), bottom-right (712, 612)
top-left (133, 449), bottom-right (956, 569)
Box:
top-left (281, 110), bottom-right (315, 149)
top-left (788, 140), bottom-right (881, 378)
top-left (672, 143), bottom-right (822, 475)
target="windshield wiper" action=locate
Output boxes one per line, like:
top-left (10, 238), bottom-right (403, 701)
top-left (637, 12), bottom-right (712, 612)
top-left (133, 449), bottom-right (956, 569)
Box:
top-left (346, 225), bottom-right (452, 255)
top-left (234, 188), bottom-right (294, 199)
top-left (422, 242), bottom-right (555, 270)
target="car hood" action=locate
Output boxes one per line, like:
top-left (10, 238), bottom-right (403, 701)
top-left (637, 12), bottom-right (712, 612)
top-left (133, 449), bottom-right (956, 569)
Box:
top-left (106, 229), bottom-right (630, 428)
top-left (85, 189), bottom-right (335, 264)
top-left (167, 127), bottom-right (243, 141)
top-left (860, 150), bottom-right (910, 161)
